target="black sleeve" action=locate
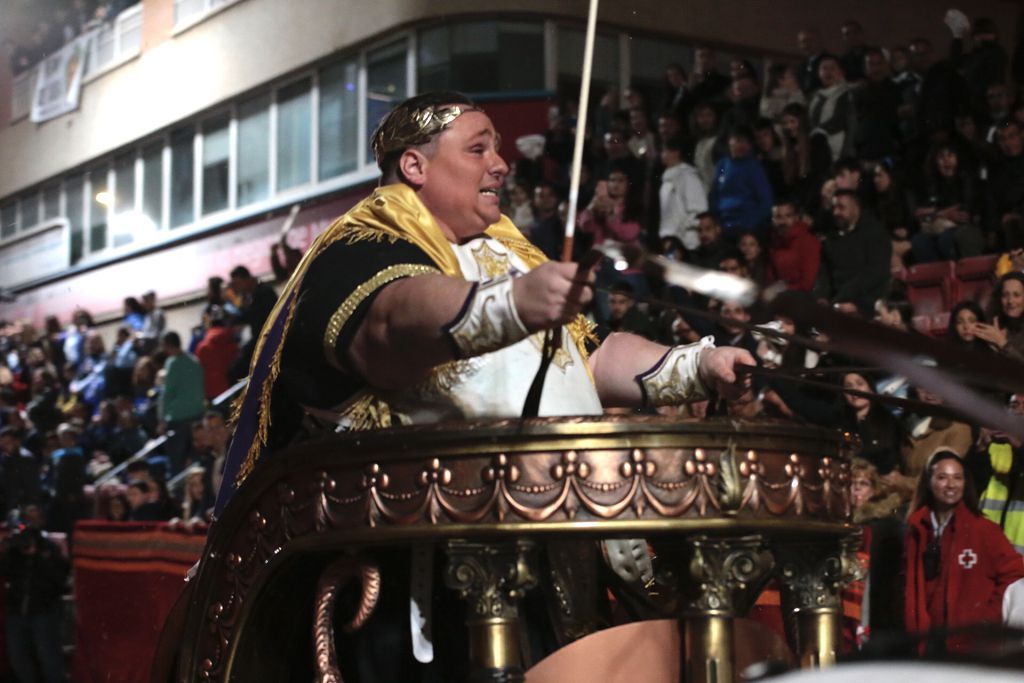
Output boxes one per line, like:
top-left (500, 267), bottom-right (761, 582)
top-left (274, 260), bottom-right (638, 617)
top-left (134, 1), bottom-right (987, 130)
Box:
top-left (292, 237), bottom-right (439, 374)
top-left (270, 238), bottom-right (440, 448)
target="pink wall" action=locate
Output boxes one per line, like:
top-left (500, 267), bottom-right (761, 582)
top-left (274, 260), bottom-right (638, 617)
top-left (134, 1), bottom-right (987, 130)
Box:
top-left (0, 186), bottom-right (370, 328)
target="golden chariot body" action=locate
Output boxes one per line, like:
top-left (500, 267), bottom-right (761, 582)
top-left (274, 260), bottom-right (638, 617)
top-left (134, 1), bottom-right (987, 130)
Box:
top-left (168, 415), bottom-right (858, 682)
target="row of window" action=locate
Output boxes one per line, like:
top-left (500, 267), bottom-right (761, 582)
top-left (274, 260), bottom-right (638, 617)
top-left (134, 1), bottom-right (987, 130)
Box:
top-left (1, 17), bottom-right (755, 268)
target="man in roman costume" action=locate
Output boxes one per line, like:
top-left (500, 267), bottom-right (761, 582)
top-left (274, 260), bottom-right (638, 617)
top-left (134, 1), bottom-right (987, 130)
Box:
top-left (212, 90), bottom-right (755, 679)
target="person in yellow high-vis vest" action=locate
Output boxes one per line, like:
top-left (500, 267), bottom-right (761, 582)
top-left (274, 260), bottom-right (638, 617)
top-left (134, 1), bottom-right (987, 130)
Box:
top-left (978, 393), bottom-right (1024, 553)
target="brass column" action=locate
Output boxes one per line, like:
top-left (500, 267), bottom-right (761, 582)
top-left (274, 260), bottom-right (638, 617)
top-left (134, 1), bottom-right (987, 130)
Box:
top-left (672, 535), bottom-right (774, 683)
top-left (775, 535), bottom-right (862, 669)
top-left (444, 539), bottom-right (537, 683)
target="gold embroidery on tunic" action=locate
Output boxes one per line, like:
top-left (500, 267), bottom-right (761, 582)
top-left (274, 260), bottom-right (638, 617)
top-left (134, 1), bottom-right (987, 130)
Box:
top-left (470, 241), bottom-right (512, 279)
top-left (322, 264), bottom-right (440, 371)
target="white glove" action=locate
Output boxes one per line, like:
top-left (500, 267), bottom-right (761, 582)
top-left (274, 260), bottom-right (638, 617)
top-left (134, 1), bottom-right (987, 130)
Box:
top-left (944, 9), bottom-right (971, 39)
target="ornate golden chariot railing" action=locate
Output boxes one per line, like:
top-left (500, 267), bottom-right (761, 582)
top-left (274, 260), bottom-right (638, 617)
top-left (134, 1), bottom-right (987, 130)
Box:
top-left (174, 416), bottom-right (860, 683)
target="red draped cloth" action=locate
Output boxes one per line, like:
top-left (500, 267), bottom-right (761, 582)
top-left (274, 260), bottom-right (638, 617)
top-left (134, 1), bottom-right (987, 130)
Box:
top-left (71, 521), bottom-right (205, 683)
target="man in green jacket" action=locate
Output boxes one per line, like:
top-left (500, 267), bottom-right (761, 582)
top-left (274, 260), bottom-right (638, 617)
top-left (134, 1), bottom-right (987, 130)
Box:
top-left (159, 331), bottom-right (206, 475)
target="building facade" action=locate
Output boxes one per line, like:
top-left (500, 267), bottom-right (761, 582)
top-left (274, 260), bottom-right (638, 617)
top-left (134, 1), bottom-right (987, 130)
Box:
top-left (0, 0), bottom-right (1017, 328)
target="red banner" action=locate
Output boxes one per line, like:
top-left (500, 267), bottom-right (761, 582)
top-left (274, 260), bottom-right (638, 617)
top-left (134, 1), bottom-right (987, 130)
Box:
top-left (71, 521), bottom-right (206, 683)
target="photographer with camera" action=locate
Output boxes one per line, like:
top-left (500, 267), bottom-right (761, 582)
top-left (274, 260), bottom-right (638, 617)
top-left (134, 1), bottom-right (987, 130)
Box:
top-left (1, 506), bottom-right (68, 683)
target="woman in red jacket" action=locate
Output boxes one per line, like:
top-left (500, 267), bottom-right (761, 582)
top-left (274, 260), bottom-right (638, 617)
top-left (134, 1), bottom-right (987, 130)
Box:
top-left (904, 450), bottom-right (1024, 652)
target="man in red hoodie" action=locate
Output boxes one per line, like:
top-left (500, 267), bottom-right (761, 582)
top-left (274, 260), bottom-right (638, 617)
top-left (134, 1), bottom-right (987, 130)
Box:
top-left (767, 198), bottom-right (820, 292)
top-left (195, 305), bottom-right (239, 400)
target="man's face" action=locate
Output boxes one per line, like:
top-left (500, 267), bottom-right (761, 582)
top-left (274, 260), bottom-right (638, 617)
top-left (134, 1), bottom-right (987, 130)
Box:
top-left (909, 40), bottom-right (932, 72)
top-left (229, 276), bottom-right (250, 295)
top-left (832, 195), bottom-right (859, 230)
top-left (204, 415), bottom-right (228, 449)
top-left (126, 487), bottom-right (144, 510)
top-left (603, 132), bottom-right (627, 159)
top-left (835, 168), bottom-right (860, 190)
top-left (695, 106), bottom-right (716, 134)
top-left (772, 204), bottom-right (797, 232)
top-left (988, 84), bottom-right (1011, 116)
top-left (840, 21), bottom-right (863, 47)
top-left (864, 52), bottom-right (888, 81)
top-left (697, 217), bottom-right (720, 246)
top-left (998, 124), bottom-right (1024, 158)
top-left (797, 30), bottom-right (820, 55)
top-left (533, 186), bottom-right (558, 213)
top-left (728, 135), bottom-right (751, 159)
top-left (657, 115), bottom-right (680, 143)
top-left (0, 435), bottom-right (14, 454)
top-left (629, 109), bottom-right (648, 134)
top-left (660, 147), bottom-right (681, 168)
top-left (415, 110), bottom-right (509, 240)
top-left (719, 257), bottom-right (745, 277)
top-left (608, 292), bottom-right (633, 321)
top-left (1009, 393), bottom-right (1024, 416)
top-left (730, 77), bottom-right (757, 102)
top-left (666, 66), bottom-right (684, 87)
top-left (818, 59), bottom-right (842, 87)
top-left (695, 47), bottom-right (715, 73)
top-left (720, 302), bottom-right (750, 335)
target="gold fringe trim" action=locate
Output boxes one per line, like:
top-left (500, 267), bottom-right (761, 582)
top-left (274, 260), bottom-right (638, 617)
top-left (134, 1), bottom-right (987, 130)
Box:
top-left (567, 315), bottom-right (599, 385)
top-left (323, 264), bottom-right (441, 371)
top-left (236, 291), bottom-right (300, 485)
top-left (336, 393), bottom-right (395, 431)
top-left (339, 224), bottom-right (404, 246)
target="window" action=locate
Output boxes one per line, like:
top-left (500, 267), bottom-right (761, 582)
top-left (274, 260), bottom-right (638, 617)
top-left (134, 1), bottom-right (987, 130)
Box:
top-left (237, 95), bottom-right (270, 206)
top-left (142, 144), bottom-right (163, 228)
top-left (318, 59), bottom-right (358, 179)
top-left (19, 193), bottom-right (39, 230)
top-left (276, 78), bottom-right (312, 191)
top-left (112, 153), bottom-right (137, 247)
top-left (202, 114), bottom-right (230, 215)
top-left (174, 0), bottom-right (234, 28)
top-left (170, 126), bottom-right (195, 228)
top-left (367, 41), bottom-right (408, 163)
top-left (418, 21), bottom-right (544, 93)
top-left (0, 203), bottom-right (16, 240)
top-left (65, 175), bottom-right (84, 264)
top-left (42, 184), bottom-right (61, 220)
top-left (114, 153), bottom-right (136, 215)
top-left (174, 0), bottom-right (206, 27)
top-left (558, 28), bottom-right (619, 98)
top-left (89, 166), bottom-right (109, 253)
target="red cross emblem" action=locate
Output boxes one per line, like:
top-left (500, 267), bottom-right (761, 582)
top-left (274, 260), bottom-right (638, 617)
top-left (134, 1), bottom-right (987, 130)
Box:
top-left (958, 548), bottom-right (978, 569)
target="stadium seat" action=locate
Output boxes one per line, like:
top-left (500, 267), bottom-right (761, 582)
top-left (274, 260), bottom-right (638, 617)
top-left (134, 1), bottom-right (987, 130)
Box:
top-left (904, 261), bottom-right (955, 318)
top-left (953, 254), bottom-right (999, 308)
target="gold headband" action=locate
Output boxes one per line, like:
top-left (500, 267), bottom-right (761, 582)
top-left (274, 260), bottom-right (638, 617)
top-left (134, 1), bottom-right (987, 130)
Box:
top-left (371, 104), bottom-right (480, 166)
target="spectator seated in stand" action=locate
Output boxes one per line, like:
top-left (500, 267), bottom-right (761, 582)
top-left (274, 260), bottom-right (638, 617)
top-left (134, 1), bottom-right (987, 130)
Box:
top-left (597, 281), bottom-right (654, 342)
top-left (767, 198), bottom-right (820, 292)
top-left (814, 189), bottom-right (892, 316)
top-left (708, 125), bottom-right (774, 240)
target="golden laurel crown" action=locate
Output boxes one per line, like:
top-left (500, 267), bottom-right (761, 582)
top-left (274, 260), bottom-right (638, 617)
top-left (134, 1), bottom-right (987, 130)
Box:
top-left (371, 104), bottom-right (478, 165)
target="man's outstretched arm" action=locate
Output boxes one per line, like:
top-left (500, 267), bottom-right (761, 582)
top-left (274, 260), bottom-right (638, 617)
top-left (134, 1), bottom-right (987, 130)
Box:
top-left (589, 332), bottom-right (754, 408)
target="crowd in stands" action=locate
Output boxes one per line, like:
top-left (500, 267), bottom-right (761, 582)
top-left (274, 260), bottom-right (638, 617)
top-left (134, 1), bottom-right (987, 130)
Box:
top-left (3, 0), bottom-right (140, 77)
top-left (499, 10), bottom-right (1024, 643)
top-left (1, 7), bottom-right (1024, 665)
top-left (0, 263), bottom-right (278, 540)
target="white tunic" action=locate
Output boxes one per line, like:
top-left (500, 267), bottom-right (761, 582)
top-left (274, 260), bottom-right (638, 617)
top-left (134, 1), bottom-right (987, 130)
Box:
top-left (383, 236), bottom-right (603, 422)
